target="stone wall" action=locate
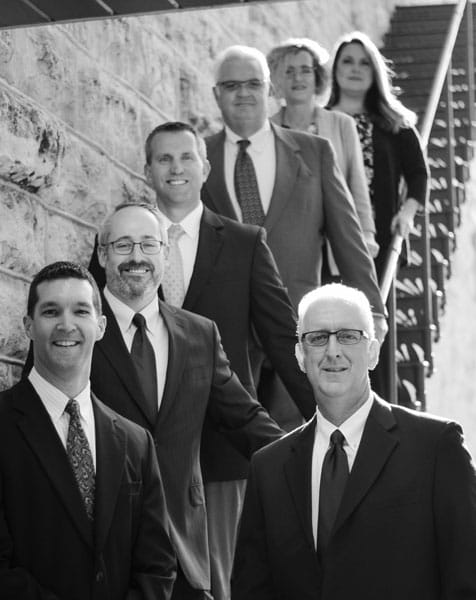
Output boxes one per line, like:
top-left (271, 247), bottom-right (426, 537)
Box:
top-left (0, 0), bottom-right (443, 387)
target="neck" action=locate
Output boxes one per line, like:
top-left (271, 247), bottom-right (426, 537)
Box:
top-left (315, 386), bottom-right (370, 427)
top-left (333, 95), bottom-right (365, 116)
top-left (282, 98), bottom-right (316, 130)
top-left (156, 197), bottom-right (199, 223)
top-left (228, 119), bottom-right (264, 140)
top-left (35, 363), bottom-right (90, 399)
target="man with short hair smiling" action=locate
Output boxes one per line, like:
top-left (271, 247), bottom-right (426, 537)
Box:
top-left (90, 202), bottom-right (284, 600)
top-left (0, 261), bottom-right (176, 600)
top-left (232, 282), bottom-right (476, 600)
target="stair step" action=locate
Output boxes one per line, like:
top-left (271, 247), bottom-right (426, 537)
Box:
top-left (397, 360), bottom-right (429, 410)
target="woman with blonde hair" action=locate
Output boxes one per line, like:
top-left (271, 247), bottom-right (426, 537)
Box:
top-left (327, 30), bottom-right (429, 278)
top-left (267, 37), bottom-right (379, 273)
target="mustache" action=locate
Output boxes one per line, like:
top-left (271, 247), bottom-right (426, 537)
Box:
top-left (118, 260), bottom-right (154, 273)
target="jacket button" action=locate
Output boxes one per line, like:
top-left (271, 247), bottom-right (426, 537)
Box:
top-left (96, 571), bottom-right (104, 583)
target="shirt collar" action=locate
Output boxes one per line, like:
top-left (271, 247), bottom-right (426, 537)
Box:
top-left (157, 201), bottom-right (203, 240)
top-left (103, 287), bottom-right (160, 333)
top-left (28, 366), bottom-right (93, 422)
top-left (225, 120), bottom-right (273, 153)
top-left (315, 393), bottom-right (373, 450)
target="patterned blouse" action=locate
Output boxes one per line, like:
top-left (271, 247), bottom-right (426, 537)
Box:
top-left (353, 113), bottom-right (374, 203)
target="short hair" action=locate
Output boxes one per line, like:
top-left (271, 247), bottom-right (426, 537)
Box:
top-left (297, 283), bottom-right (375, 339)
top-left (98, 201), bottom-right (167, 247)
top-left (27, 261), bottom-right (102, 317)
top-left (213, 45), bottom-right (270, 84)
top-left (327, 31), bottom-right (416, 132)
top-left (144, 121), bottom-right (207, 166)
top-left (267, 38), bottom-right (329, 98)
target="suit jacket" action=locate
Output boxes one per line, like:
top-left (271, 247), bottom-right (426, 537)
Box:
top-left (90, 298), bottom-right (283, 591)
top-left (371, 124), bottom-right (429, 277)
top-left (232, 396), bottom-right (476, 600)
top-left (182, 208), bottom-right (314, 481)
top-left (0, 379), bottom-right (176, 600)
top-left (203, 123), bottom-right (385, 314)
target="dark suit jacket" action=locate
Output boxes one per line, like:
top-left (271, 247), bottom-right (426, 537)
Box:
top-left (372, 124), bottom-right (429, 277)
top-left (232, 396), bottom-right (476, 600)
top-left (203, 123), bottom-right (385, 315)
top-left (87, 208), bottom-right (314, 482)
top-left (90, 298), bottom-right (283, 591)
top-left (0, 379), bottom-right (176, 600)
top-left (182, 208), bottom-right (314, 481)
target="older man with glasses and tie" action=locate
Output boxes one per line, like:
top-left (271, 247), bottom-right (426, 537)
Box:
top-left (232, 282), bottom-right (476, 600)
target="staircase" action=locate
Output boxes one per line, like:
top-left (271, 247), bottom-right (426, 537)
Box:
top-left (381, 1), bottom-right (475, 409)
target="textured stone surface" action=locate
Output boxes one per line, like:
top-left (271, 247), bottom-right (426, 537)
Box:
top-left (0, 0), bottom-right (439, 389)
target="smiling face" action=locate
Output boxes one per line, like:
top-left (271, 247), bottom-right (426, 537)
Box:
top-left (24, 278), bottom-right (106, 387)
top-left (335, 42), bottom-right (374, 99)
top-left (280, 49), bottom-right (316, 105)
top-left (144, 129), bottom-right (210, 216)
top-left (296, 296), bottom-right (379, 424)
top-left (213, 54), bottom-right (270, 138)
top-left (98, 206), bottom-right (166, 309)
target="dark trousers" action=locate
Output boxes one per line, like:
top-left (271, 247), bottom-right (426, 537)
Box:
top-left (172, 567), bottom-right (212, 600)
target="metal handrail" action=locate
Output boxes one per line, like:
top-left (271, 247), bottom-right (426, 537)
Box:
top-left (379, 0), bottom-right (469, 302)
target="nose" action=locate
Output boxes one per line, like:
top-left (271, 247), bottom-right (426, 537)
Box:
top-left (56, 312), bottom-right (77, 333)
top-left (325, 333), bottom-right (342, 358)
top-left (170, 158), bottom-right (184, 174)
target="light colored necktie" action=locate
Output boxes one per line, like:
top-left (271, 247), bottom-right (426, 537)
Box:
top-left (234, 139), bottom-right (265, 225)
top-left (163, 223), bottom-right (186, 307)
top-left (64, 399), bottom-right (95, 520)
top-left (317, 429), bottom-right (349, 556)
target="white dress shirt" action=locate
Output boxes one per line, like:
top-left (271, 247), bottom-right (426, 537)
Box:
top-left (104, 287), bottom-right (168, 409)
top-left (311, 395), bottom-right (374, 547)
top-left (28, 366), bottom-right (97, 469)
top-left (157, 201), bottom-right (203, 293)
top-left (224, 121), bottom-right (276, 220)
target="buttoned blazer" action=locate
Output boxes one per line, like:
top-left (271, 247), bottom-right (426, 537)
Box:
top-left (90, 298), bottom-right (283, 591)
top-left (0, 379), bottom-right (176, 600)
top-left (181, 208), bottom-right (314, 482)
top-left (203, 123), bottom-right (385, 313)
top-left (232, 395), bottom-right (476, 600)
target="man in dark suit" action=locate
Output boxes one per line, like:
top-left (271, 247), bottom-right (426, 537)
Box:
top-left (1, 261), bottom-right (176, 600)
top-left (203, 44), bottom-right (387, 442)
top-left (91, 202), bottom-right (283, 599)
top-left (232, 283), bottom-right (476, 600)
top-left (139, 120), bottom-right (315, 600)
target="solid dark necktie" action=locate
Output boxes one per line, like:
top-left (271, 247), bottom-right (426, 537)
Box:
top-left (234, 139), bottom-right (265, 226)
top-left (317, 429), bottom-right (349, 555)
top-left (130, 313), bottom-right (158, 420)
top-left (64, 399), bottom-right (95, 520)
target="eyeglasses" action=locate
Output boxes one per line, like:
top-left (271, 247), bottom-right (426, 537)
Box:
top-left (300, 329), bottom-right (369, 347)
top-left (216, 79), bottom-right (267, 92)
top-left (285, 66), bottom-right (315, 78)
top-left (103, 238), bottom-right (167, 255)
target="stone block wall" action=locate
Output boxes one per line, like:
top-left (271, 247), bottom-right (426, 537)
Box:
top-left (0, 0), bottom-right (441, 387)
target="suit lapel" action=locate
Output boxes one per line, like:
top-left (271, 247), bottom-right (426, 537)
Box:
top-left (98, 297), bottom-right (157, 427)
top-left (182, 208), bottom-right (225, 311)
top-left (334, 396), bottom-right (399, 532)
top-left (284, 417), bottom-right (316, 550)
top-left (15, 380), bottom-right (94, 548)
top-left (93, 396), bottom-right (125, 551)
top-left (156, 301), bottom-right (188, 427)
top-left (205, 131), bottom-right (239, 220)
top-left (265, 124), bottom-right (308, 233)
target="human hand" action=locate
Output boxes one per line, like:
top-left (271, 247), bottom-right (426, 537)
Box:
top-left (391, 198), bottom-right (419, 238)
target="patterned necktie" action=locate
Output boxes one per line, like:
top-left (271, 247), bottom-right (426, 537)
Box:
top-left (162, 223), bottom-right (186, 307)
top-left (130, 313), bottom-right (158, 420)
top-left (317, 429), bottom-right (349, 556)
top-left (234, 139), bottom-right (265, 225)
top-left (64, 399), bottom-right (95, 520)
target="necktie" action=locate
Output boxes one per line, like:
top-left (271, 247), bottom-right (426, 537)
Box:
top-left (130, 313), bottom-right (158, 420)
top-left (64, 399), bottom-right (95, 520)
top-left (234, 139), bottom-right (265, 225)
top-left (162, 223), bottom-right (186, 307)
top-left (317, 429), bottom-right (349, 555)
